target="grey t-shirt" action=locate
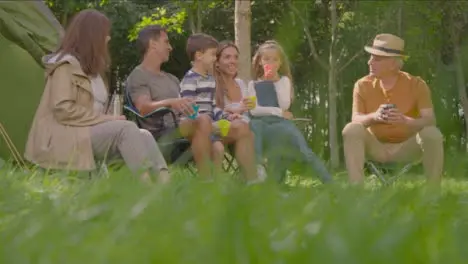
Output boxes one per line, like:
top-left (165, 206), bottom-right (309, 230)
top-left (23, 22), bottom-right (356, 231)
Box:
top-left (125, 65), bottom-right (181, 138)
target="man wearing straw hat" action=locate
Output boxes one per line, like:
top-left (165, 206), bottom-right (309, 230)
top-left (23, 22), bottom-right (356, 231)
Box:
top-left (342, 33), bottom-right (444, 184)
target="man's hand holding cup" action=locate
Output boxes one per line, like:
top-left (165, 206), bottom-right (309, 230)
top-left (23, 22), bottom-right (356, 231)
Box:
top-left (374, 104), bottom-right (406, 124)
top-left (170, 98), bottom-right (196, 116)
top-left (385, 105), bottom-right (407, 124)
top-left (376, 104), bottom-right (392, 121)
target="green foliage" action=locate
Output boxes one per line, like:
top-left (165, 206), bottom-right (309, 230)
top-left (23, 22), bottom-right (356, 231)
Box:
top-left (128, 7), bottom-right (187, 41)
top-left (99, 0), bottom-right (109, 7)
top-left (45, 0), bottom-right (104, 24)
top-left (97, 1), bottom-right (151, 89)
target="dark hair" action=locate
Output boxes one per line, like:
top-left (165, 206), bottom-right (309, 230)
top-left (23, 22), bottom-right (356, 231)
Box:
top-left (214, 41), bottom-right (239, 108)
top-left (57, 9), bottom-right (110, 76)
top-left (186, 33), bottom-right (218, 61)
top-left (136, 25), bottom-right (167, 57)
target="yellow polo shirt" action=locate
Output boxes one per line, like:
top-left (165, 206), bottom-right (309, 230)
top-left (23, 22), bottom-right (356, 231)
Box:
top-left (352, 71), bottom-right (433, 143)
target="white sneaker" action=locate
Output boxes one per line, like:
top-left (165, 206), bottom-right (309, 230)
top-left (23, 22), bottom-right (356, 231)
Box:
top-left (157, 169), bottom-right (171, 184)
top-left (257, 165), bottom-right (268, 181)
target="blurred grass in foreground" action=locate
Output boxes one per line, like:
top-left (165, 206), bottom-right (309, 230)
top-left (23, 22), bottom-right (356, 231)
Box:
top-left (1, 164), bottom-right (468, 263)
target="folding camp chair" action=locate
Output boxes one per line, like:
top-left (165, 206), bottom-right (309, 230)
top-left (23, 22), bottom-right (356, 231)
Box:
top-left (365, 159), bottom-right (422, 186)
top-left (222, 144), bottom-right (241, 175)
top-left (123, 88), bottom-right (239, 176)
top-left (122, 90), bottom-right (195, 174)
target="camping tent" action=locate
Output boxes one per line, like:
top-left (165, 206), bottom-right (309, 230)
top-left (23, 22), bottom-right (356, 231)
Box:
top-left (0, 1), bottom-right (63, 162)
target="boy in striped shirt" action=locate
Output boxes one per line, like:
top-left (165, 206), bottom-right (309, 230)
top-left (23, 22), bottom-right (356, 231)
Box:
top-left (180, 34), bottom-right (223, 120)
top-left (179, 34), bottom-right (225, 179)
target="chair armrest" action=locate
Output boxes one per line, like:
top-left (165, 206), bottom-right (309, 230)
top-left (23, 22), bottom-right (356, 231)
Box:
top-left (123, 105), bottom-right (142, 117)
top-left (292, 118), bottom-right (312, 122)
top-left (123, 105), bottom-right (172, 118)
top-left (142, 107), bottom-right (175, 119)
top-left (124, 105), bottom-right (179, 127)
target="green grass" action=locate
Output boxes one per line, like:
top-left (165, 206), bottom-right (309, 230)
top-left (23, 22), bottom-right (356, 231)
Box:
top-left (1, 164), bottom-right (468, 263)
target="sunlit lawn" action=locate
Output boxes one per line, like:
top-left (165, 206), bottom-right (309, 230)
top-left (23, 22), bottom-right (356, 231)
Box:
top-left (1, 161), bottom-right (468, 263)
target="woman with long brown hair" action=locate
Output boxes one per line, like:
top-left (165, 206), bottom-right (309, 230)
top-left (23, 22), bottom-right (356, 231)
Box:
top-left (24, 9), bottom-right (169, 183)
top-left (213, 41), bottom-right (267, 182)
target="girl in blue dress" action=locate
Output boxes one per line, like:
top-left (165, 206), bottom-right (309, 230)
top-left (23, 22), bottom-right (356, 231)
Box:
top-left (247, 40), bottom-right (332, 183)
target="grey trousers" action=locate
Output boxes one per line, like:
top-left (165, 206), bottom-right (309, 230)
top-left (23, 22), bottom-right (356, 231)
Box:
top-left (90, 120), bottom-right (167, 174)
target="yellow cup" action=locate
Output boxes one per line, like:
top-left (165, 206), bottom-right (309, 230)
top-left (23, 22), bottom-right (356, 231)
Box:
top-left (248, 95), bottom-right (257, 108)
top-left (218, 119), bottom-right (231, 137)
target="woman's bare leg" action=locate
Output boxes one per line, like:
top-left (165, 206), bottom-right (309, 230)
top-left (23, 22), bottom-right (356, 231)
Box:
top-left (223, 120), bottom-right (257, 182)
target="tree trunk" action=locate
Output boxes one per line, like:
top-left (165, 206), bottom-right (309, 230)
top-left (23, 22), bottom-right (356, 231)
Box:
top-left (61, 5), bottom-right (68, 26)
top-left (318, 83), bottom-right (328, 157)
top-left (397, 0), bottom-right (403, 36)
top-left (188, 9), bottom-right (196, 34)
top-left (328, 0), bottom-right (340, 169)
top-left (452, 39), bottom-right (468, 151)
top-left (449, 4), bottom-right (468, 151)
top-left (188, 1), bottom-right (202, 34)
top-left (453, 44), bottom-right (468, 151)
top-left (196, 0), bottom-right (202, 33)
top-left (234, 0), bottom-right (252, 82)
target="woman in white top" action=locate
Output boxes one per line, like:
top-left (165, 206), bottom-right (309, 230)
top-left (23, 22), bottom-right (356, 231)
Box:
top-left (214, 43), bottom-right (249, 118)
top-left (213, 41), bottom-right (267, 182)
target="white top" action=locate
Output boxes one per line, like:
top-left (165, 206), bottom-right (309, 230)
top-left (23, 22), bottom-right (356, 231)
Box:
top-left (225, 78), bottom-right (250, 122)
top-left (224, 78), bottom-right (248, 107)
top-left (90, 75), bottom-right (108, 114)
top-left (47, 53), bottom-right (108, 114)
top-left (246, 76), bottom-right (292, 117)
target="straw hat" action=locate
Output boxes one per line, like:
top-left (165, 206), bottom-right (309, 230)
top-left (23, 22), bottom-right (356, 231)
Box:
top-left (364, 34), bottom-right (405, 57)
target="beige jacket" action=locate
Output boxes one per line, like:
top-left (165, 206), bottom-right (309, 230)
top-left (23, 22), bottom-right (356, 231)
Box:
top-left (24, 54), bottom-right (112, 171)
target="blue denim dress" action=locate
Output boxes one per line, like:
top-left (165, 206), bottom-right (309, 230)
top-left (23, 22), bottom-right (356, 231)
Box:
top-left (248, 80), bottom-right (332, 183)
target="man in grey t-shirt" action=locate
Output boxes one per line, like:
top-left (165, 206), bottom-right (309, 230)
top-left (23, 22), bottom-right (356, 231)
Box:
top-left (125, 25), bottom-right (224, 179)
top-left (126, 65), bottom-right (182, 139)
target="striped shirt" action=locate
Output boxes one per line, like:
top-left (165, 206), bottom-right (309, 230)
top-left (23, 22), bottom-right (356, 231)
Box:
top-left (180, 69), bottom-right (223, 120)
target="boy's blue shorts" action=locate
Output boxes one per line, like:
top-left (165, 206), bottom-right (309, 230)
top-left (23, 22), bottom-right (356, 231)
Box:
top-left (211, 134), bottom-right (222, 142)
